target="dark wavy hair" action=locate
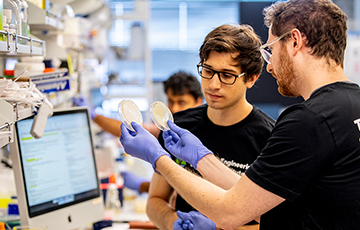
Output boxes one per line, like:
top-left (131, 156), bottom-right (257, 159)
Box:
top-left (199, 24), bottom-right (264, 82)
top-left (163, 71), bottom-right (202, 100)
top-left (263, 0), bottom-right (347, 67)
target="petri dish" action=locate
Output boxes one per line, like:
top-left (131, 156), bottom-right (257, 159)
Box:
top-left (118, 99), bottom-right (143, 132)
top-left (150, 101), bottom-right (174, 131)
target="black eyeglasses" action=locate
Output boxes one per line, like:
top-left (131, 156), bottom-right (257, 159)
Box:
top-left (197, 64), bottom-right (245, 85)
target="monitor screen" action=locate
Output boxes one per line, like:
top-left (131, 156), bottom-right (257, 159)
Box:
top-left (10, 107), bottom-right (104, 229)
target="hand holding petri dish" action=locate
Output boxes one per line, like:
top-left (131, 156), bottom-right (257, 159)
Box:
top-left (150, 101), bottom-right (174, 131)
top-left (118, 99), bottom-right (143, 132)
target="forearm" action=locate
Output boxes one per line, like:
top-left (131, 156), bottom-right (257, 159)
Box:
top-left (156, 156), bottom-right (242, 229)
top-left (198, 155), bottom-right (261, 225)
top-left (155, 156), bottom-right (281, 229)
top-left (93, 115), bottom-right (122, 137)
top-left (139, 182), bottom-right (150, 193)
top-left (197, 154), bottom-right (241, 190)
top-left (146, 196), bottom-right (178, 230)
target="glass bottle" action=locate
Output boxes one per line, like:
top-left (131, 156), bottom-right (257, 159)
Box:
top-left (3, 15), bottom-right (9, 32)
top-left (3, 9), bottom-right (16, 42)
top-left (3, 0), bottom-right (21, 42)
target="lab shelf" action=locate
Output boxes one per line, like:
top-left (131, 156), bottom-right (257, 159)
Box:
top-left (0, 31), bottom-right (45, 56)
top-left (0, 99), bottom-right (34, 148)
top-left (0, 3), bottom-right (49, 150)
top-left (28, 2), bottom-right (65, 31)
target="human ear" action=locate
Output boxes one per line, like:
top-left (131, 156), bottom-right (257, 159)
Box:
top-left (291, 29), bottom-right (303, 55)
top-left (246, 74), bottom-right (260, 88)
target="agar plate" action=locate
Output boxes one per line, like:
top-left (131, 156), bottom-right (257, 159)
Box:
top-left (118, 99), bottom-right (143, 132)
top-left (150, 101), bottom-right (174, 131)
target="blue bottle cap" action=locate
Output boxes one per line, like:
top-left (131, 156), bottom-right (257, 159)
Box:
top-left (8, 203), bottom-right (19, 215)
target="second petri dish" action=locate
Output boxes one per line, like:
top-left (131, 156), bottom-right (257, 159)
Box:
top-left (118, 99), bottom-right (143, 132)
top-left (150, 101), bottom-right (174, 131)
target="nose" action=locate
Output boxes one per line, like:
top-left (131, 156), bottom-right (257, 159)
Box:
top-left (266, 62), bottom-right (273, 74)
top-left (170, 104), bottom-right (180, 114)
top-left (208, 73), bottom-right (222, 89)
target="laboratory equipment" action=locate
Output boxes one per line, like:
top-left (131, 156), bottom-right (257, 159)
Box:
top-left (150, 101), bottom-right (174, 131)
top-left (7, 196), bottom-right (19, 216)
top-left (3, 9), bottom-right (17, 41)
top-left (19, 0), bottom-right (29, 44)
top-left (118, 99), bottom-right (143, 132)
top-left (104, 174), bottom-right (121, 212)
top-left (10, 107), bottom-right (104, 230)
top-left (4, 0), bottom-right (21, 36)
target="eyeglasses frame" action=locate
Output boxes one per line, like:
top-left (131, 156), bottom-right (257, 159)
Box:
top-left (196, 64), bottom-right (245, 85)
top-left (260, 31), bottom-right (292, 64)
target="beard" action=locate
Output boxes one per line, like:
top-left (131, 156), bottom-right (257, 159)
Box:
top-left (273, 45), bottom-right (299, 97)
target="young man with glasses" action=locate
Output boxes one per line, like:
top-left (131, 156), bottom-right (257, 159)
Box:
top-left (120, 0), bottom-right (360, 229)
top-left (146, 24), bottom-right (275, 230)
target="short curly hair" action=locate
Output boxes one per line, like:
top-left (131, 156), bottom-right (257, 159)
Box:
top-left (163, 71), bottom-right (202, 100)
top-left (199, 24), bottom-right (264, 82)
top-left (263, 0), bottom-right (347, 67)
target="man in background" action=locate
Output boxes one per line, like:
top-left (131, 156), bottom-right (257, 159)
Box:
top-left (164, 71), bottom-right (203, 116)
top-left (72, 70), bottom-right (203, 193)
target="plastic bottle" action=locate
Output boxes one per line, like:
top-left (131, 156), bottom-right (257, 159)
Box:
top-left (13, 0), bottom-right (23, 36)
top-left (19, 0), bottom-right (28, 44)
top-left (105, 174), bottom-right (121, 212)
top-left (7, 196), bottom-right (19, 217)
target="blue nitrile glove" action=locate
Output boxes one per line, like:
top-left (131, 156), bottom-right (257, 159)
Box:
top-left (176, 211), bottom-right (216, 230)
top-left (121, 171), bottom-right (148, 192)
top-left (173, 218), bottom-right (192, 230)
top-left (72, 95), bottom-right (96, 119)
top-left (120, 122), bottom-right (170, 170)
top-left (163, 120), bottom-right (213, 169)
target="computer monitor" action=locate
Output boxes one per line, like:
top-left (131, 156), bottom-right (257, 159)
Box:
top-left (10, 107), bottom-right (104, 230)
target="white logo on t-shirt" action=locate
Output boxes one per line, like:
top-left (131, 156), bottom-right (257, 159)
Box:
top-left (353, 118), bottom-right (360, 142)
top-left (354, 118), bottom-right (360, 130)
top-left (220, 158), bottom-right (250, 176)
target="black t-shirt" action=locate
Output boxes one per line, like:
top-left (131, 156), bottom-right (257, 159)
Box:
top-left (246, 82), bottom-right (360, 229)
top-left (159, 104), bottom-right (275, 213)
